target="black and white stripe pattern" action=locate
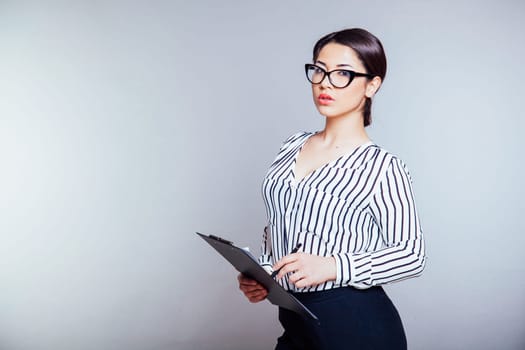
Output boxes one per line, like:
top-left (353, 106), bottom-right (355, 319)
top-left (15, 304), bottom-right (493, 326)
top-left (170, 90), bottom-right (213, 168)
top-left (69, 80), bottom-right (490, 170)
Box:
top-left (259, 132), bottom-right (426, 291)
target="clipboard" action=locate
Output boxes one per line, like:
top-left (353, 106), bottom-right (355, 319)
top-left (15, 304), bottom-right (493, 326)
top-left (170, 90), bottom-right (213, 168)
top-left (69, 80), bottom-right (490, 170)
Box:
top-left (196, 232), bottom-right (319, 322)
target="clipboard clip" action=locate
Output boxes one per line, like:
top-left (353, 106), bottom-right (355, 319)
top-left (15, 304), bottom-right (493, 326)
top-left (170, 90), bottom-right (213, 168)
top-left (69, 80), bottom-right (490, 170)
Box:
top-left (209, 234), bottom-right (234, 245)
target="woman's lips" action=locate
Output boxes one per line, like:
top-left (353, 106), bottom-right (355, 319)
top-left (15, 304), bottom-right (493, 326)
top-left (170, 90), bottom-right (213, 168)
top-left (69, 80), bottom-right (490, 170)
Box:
top-left (318, 93), bottom-right (334, 105)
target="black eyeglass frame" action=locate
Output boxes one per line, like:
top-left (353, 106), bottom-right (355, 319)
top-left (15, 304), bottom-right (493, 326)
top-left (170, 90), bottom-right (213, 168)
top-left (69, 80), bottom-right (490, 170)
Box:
top-left (304, 63), bottom-right (374, 88)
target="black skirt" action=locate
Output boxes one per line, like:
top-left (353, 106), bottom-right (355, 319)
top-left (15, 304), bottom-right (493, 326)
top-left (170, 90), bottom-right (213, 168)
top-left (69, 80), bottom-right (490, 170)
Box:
top-left (275, 286), bottom-right (407, 350)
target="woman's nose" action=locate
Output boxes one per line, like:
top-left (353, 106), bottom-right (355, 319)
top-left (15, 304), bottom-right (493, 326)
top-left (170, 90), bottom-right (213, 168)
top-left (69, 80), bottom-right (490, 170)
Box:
top-left (320, 73), bottom-right (333, 88)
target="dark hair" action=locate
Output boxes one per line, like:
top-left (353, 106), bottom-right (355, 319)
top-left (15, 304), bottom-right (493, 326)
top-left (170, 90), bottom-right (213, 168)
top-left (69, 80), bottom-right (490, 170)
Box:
top-left (313, 28), bottom-right (387, 126)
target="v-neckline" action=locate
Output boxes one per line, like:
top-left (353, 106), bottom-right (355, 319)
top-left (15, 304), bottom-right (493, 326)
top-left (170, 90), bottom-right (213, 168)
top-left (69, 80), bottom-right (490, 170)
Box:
top-left (291, 132), bottom-right (374, 185)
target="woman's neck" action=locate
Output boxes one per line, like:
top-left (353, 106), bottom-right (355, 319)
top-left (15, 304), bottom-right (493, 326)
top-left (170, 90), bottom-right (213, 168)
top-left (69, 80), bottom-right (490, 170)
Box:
top-left (318, 114), bottom-right (370, 148)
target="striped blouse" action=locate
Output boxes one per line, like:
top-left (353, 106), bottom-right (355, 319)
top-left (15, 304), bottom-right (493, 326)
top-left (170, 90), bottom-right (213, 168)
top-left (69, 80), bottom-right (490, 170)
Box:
top-left (258, 131), bottom-right (426, 292)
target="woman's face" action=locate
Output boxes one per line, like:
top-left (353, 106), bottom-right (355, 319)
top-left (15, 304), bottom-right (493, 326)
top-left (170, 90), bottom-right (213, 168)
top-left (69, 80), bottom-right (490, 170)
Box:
top-left (311, 42), bottom-right (378, 120)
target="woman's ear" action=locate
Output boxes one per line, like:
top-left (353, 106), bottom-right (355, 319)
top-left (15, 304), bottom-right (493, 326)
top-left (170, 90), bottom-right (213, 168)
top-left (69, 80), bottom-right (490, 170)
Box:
top-left (365, 76), bottom-right (382, 98)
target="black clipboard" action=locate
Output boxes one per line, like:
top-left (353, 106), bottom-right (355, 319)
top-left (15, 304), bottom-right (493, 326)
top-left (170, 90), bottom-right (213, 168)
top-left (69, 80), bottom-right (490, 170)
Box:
top-left (196, 232), bottom-right (318, 322)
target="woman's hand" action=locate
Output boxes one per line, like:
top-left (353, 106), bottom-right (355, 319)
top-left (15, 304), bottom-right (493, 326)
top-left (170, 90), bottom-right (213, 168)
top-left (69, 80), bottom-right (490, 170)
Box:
top-left (237, 274), bottom-right (268, 303)
top-left (273, 253), bottom-right (336, 288)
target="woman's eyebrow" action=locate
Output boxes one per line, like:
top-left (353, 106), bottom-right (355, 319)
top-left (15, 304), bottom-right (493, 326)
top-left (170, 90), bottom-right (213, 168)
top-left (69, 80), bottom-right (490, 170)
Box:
top-left (315, 60), bottom-right (354, 69)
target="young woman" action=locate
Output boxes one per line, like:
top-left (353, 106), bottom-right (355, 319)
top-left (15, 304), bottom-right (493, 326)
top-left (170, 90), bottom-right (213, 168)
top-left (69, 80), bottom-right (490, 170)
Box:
top-left (238, 28), bottom-right (426, 350)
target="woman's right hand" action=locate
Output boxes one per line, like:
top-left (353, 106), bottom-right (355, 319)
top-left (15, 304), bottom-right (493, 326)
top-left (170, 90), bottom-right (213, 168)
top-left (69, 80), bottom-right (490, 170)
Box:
top-left (237, 274), bottom-right (268, 303)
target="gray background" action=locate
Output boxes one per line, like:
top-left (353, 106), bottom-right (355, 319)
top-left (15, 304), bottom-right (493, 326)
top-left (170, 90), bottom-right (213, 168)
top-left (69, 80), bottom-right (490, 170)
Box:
top-left (1, 1), bottom-right (524, 349)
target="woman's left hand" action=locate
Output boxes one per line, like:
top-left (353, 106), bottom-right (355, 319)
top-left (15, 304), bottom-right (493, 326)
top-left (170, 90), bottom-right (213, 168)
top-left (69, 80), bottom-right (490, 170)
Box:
top-left (273, 252), bottom-right (337, 288)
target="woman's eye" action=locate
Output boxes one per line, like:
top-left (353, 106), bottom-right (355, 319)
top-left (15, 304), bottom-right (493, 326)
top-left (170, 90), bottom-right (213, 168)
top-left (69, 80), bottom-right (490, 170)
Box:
top-left (337, 70), bottom-right (352, 77)
top-left (314, 67), bottom-right (324, 74)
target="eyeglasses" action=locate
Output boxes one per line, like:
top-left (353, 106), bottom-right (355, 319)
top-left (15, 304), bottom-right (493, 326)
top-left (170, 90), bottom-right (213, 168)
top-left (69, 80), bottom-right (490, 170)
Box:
top-left (304, 64), bottom-right (374, 88)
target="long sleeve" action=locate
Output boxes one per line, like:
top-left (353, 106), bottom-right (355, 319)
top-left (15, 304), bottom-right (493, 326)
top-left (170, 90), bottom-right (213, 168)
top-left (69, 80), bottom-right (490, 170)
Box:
top-left (258, 225), bottom-right (273, 269)
top-left (332, 157), bottom-right (426, 289)
top-left (258, 132), bottom-right (309, 272)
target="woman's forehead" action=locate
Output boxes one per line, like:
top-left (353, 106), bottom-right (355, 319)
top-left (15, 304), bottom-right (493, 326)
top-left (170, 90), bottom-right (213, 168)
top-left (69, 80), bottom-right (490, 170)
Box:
top-left (316, 43), bottom-right (363, 69)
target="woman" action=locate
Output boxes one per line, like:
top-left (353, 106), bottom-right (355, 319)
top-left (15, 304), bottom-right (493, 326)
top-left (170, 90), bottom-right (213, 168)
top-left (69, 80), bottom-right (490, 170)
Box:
top-left (238, 28), bottom-right (426, 350)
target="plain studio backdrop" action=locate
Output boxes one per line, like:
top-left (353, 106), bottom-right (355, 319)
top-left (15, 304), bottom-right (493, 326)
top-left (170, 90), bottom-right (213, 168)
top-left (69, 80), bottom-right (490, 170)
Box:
top-left (1, 1), bottom-right (524, 349)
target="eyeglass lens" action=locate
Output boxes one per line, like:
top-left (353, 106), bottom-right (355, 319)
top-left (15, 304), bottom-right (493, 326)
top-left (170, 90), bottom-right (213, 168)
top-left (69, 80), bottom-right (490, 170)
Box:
top-left (306, 65), bottom-right (354, 88)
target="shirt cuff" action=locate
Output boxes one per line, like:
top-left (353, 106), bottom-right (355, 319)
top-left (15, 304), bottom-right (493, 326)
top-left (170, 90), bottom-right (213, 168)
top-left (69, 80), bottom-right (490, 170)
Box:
top-left (333, 253), bottom-right (352, 286)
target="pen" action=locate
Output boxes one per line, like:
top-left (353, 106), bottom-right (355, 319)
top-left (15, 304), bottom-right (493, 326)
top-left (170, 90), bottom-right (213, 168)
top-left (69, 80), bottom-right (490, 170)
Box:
top-left (271, 243), bottom-right (303, 279)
